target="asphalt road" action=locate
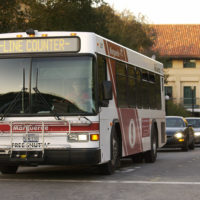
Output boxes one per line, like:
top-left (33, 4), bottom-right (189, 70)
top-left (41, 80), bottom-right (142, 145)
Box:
top-left (1, 147), bottom-right (200, 200)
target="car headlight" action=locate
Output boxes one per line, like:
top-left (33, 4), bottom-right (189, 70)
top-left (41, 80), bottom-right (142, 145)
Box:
top-left (68, 133), bottom-right (89, 142)
top-left (194, 132), bottom-right (200, 137)
top-left (174, 132), bottom-right (184, 139)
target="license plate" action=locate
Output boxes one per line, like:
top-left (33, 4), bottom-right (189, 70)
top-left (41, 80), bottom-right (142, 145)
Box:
top-left (23, 134), bottom-right (39, 142)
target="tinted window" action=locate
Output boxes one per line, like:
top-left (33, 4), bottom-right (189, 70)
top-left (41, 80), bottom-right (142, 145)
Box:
top-left (127, 65), bottom-right (136, 107)
top-left (97, 55), bottom-right (107, 104)
top-left (116, 62), bottom-right (127, 107)
top-left (114, 60), bottom-right (162, 110)
top-left (136, 69), bottom-right (142, 108)
top-left (186, 119), bottom-right (200, 128)
top-left (166, 118), bottom-right (185, 127)
top-left (141, 70), bottom-right (149, 108)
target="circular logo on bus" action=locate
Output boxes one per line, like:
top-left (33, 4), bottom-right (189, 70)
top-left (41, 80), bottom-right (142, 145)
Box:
top-left (129, 119), bottom-right (136, 148)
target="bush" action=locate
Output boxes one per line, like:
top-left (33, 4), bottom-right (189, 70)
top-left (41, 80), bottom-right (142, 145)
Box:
top-left (166, 100), bottom-right (191, 117)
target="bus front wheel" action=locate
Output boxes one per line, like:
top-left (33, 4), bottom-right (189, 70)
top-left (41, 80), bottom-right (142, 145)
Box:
top-left (99, 128), bottom-right (120, 175)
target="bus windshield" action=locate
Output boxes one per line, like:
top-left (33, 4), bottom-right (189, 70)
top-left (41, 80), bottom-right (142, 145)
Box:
top-left (0, 56), bottom-right (96, 117)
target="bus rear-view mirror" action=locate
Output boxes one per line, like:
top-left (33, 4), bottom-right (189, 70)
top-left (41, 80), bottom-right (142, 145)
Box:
top-left (103, 81), bottom-right (112, 101)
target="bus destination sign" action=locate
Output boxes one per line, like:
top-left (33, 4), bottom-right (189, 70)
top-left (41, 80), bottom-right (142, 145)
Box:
top-left (0, 37), bottom-right (80, 54)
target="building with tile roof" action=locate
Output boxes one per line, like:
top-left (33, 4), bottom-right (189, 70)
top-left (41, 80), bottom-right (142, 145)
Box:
top-left (152, 24), bottom-right (200, 115)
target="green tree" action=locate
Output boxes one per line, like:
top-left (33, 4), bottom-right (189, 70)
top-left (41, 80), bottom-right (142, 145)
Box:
top-left (0, 0), bottom-right (155, 54)
top-left (95, 5), bottom-right (154, 52)
top-left (0, 0), bottom-right (27, 33)
top-left (24, 0), bottom-right (106, 31)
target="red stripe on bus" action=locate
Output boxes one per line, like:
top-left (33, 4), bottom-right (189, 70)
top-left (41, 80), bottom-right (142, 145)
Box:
top-left (103, 39), bottom-right (128, 62)
top-left (103, 40), bottom-right (109, 55)
top-left (106, 56), bottom-right (128, 156)
top-left (142, 118), bottom-right (150, 137)
top-left (0, 123), bottom-right (99, 133)
top-left (119, 108), bottom-right (143, 156)
top-left (105, 46), bottom-right (143, 156)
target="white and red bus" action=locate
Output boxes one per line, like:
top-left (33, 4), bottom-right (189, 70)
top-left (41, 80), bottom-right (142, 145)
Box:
top-left (0, 30), bottom-right (166, 174)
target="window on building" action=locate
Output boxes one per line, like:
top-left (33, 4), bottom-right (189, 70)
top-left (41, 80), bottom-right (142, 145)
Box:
top-left (165, 86), bottom-right (173, 98)
top-left (164, 60), bottom-right (172, 68)
top-left (183, 86), bottom-right (196, 107)
top-left (183, 60), bottom-right (196, 68)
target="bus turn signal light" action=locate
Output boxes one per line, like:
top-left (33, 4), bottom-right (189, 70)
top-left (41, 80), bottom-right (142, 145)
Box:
top-left (70, 33), bottom-right (77, 36)
top-left (90, 134), bottom-right (99, 141)
top-left (42, 34), bottom-right (48, 37)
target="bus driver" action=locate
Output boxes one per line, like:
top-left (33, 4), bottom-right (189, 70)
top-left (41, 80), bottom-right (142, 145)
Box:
top-left (69, 79), bottom-right (92, 112)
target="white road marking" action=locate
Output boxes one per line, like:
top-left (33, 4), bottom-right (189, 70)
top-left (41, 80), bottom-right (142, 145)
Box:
top-left (0, 179), bottom-right (200, 185)
top-left (120, 168), bottom-right (136, 173)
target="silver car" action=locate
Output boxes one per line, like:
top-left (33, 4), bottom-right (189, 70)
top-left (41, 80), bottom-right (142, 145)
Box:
top-left (186, 117), bottom-right (200, 144)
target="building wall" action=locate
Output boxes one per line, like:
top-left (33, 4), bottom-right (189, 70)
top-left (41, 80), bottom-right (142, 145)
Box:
top-left (164, 59), bottom-right (200, 106)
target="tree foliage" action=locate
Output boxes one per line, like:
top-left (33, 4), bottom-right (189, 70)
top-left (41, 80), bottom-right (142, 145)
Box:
top-left (166, 100), bottom-right (191, 117)
top-left (0, 0), bottom-right (26, 33)
top-left (0, 0), bottom-right (155, 53)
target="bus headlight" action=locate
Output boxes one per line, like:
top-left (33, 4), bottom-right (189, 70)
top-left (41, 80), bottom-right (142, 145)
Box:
top-left (194, 132), bottom-right (200, 137)
top-left (174, 132), bottom-right (184, 139)
top-left (68, 133), bottom-right (89, 142)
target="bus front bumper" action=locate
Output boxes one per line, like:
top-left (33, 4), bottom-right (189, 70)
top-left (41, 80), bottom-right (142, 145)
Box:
top-left (0, 148), bottom-right (101, 166)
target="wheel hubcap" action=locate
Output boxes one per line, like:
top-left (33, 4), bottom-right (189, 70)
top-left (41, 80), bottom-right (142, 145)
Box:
top-left (153, 141), bottom-right (157, 155)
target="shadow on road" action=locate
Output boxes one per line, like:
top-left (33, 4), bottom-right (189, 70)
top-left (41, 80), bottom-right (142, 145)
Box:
top-left (159, 145), bottom-right (200, 153)
top-left (0, 158), bottom-right (137, 180)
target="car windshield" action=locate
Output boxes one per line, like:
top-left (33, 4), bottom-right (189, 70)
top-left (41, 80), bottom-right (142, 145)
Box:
top-left (0, 56), bottom-right (96, 117)
top-left (186, 119), bottom-right (200, 128)
top-left (166, 118), bottom-right (185, 127)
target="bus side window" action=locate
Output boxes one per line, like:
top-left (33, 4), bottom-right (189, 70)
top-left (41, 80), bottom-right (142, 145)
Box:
top-left (149, 73), bottom-right (156, 109)
top-left (142, 70), bottom-right (149, 109)
top-left (97, 54), bottom-right (107, 106)
top-left (136, 69), bottom-right (142, 108)
top-left (155, 74), bottom-right (161, 109)
top-left (116, 61), bottom-right (127, 108)
top-left (127, 65), bottom-right (136, 107)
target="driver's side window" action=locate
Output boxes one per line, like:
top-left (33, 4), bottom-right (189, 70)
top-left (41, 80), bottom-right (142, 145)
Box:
top-left (97, 54), bottom-right (107, 104)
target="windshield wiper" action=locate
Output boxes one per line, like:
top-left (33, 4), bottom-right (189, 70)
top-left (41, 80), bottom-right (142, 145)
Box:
top-left (0, 69), bottom-right (27, 121)
top-left (78, 116), bottom-right (92, 125)
top-left (33, 87), bottom-right (61, 120)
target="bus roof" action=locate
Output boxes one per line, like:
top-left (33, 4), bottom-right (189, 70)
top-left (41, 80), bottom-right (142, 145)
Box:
top-left (0, 31), bottom-right (163, 75)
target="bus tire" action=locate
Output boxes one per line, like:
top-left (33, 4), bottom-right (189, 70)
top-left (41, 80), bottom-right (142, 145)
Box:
top-left (144, 125), bottom-right (157, 163)
top-left (0, 165), bottom-right (18, 174)
top-left (132, 153), bottom-right (143, 163)
top-left (99, 127), bottom-right (120, 175)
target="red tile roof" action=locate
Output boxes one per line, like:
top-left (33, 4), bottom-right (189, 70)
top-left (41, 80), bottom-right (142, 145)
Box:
top-left (152, 24), bottom-right (200, 58)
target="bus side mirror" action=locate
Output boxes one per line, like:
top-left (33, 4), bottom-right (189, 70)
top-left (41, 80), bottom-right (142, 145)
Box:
top-left (103, 81), bottom-right (113, 100)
